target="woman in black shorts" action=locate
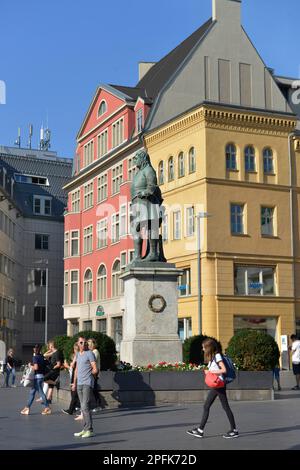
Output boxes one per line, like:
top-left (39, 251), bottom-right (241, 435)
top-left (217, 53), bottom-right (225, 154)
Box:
top-left (43, 340), bottom-right (64, 404)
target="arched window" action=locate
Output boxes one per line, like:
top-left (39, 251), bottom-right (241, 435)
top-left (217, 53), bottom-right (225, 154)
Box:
top-left (97, 265), bottom-right (107, 301)
top-left (226, 144), bottom-right (237, 170)
top-left (98, 100), bottom-right (107, 117)
top-left (168, 156), bottom-right (175, 181)
top-left (188, 147), bottom-right (196, 173)
top-left (178, 152), bottom-right (185, 178)
top-left (112, 260), bottom-right (121, 297)
top-left (83, 269), bottom-right (93, 303)
top-left (263, 148), bottom-right (274, 174)
top-left (158, 161), bottom-right (164, 185)
top-left (245, 145), bottom-right (256, 172)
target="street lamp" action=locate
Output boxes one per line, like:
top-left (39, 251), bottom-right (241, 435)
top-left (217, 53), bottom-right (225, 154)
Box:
top-left (196, 212), bottom-right (212, 335)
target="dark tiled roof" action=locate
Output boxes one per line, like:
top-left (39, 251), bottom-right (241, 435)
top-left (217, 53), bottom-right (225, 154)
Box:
top-left (136, 18), bottom-right (213, 100)
top-left (0, 150), bottom-right (72, 219)
top-left (109, 85), bottom-right (150, 102)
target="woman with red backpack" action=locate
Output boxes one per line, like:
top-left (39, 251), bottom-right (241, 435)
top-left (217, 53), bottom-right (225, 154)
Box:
top-left (187, 338), bottom-right (238, 439)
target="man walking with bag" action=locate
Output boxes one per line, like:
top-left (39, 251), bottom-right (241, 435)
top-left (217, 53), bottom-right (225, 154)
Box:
top-left (72, 336), bottom-right (98, 438)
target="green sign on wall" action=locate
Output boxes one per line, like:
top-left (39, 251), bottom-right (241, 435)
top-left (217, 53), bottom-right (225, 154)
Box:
top-left (96, 305), bottom-right (105, 317)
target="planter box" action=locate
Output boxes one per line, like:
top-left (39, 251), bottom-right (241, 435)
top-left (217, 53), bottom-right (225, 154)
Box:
top-left (149, 370), bottom-right (204, 391)
top-left (57, 369), bottom-right (274, 405)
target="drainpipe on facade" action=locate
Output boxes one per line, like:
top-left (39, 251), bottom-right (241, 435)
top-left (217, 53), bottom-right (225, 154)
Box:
top-left (288, 132), bottom-right (296, 331)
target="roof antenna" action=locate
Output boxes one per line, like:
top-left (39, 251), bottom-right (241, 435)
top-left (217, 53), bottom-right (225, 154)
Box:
top-left (28, 124), bottom-right (33, 149)
top-left (14, 127), bottom-right (21, 148)
top-left (40, 124), bottom-right (51, 151)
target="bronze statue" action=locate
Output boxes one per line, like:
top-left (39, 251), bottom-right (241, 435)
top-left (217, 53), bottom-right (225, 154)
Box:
top-left (130, 150), bottom-right (166, 263)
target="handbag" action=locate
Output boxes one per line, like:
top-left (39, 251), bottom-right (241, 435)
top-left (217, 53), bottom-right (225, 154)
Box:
top-left (205, 371), bottom-right (225, 389)
top-left (21, 366), bottom-right (35, 387)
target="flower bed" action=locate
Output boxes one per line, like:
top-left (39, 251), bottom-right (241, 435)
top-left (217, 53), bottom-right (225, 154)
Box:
top-left (132, 361), bottom-right (205, 372)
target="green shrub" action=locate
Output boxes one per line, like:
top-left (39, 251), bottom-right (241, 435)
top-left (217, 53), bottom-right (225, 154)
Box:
top-left (183, 335), bottom-right (222, 365)
top-left (64, 331), bottom-right (117, 371)
top-left (226, 329), bottom-right (280, 371)
top-left (41, 335), bottom-right (71, 359)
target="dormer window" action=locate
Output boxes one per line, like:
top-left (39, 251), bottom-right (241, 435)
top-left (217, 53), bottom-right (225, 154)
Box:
top-left (33, 196), bottom-right (52, 216)
top-left (136, 109), bottom-right (143, 133)
top-left (98, 100), bottom-right (107, 118)
top-left (15, 173), bottom-right (49, 186)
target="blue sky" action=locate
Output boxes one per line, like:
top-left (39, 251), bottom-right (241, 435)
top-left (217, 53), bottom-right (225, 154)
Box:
top-left (0, 0), bottom-right (299, 157)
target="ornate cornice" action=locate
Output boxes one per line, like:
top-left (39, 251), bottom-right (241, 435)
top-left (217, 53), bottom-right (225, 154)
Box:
top-left (144, 105), bottom-right (297, 148)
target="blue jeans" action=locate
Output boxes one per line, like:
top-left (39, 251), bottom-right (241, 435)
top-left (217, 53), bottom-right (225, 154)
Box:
top-left (6, 367), bottom-right (16, 386)
top-left (27, 378), bottom-right (49, 409)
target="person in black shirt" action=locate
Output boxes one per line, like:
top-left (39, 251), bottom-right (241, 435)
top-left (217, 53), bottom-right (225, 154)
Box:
top-left (43, 340), bottom-right (64, 404)
top-left (61, 343), bottom-right (80, 415)
top-left (5, 349), bottom-right (16, 387)
top-left (20, 344), bottom-right (51, 415)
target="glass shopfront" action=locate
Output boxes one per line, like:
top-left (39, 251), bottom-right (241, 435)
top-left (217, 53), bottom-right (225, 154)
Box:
top-left (234, 316), bottom-right (277, 339)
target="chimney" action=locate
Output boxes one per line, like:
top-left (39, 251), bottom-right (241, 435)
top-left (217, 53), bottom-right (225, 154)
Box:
top-left (138, 62), bottom-right (156, 81)
top-left (212, 0), bottom-right (241, 24)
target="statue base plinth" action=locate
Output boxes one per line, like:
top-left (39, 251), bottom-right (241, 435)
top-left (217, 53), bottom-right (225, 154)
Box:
top-left (120, 264), bottom-right (183, 367)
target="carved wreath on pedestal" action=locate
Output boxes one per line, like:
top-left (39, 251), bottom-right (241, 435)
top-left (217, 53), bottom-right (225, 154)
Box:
top-left (148, 294), bottom-right (167, 313)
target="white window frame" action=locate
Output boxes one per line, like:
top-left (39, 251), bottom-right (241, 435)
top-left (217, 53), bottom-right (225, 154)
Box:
top-left (186, 206), bottom-right (195, 237)
top-left (158, 161), bottom-right (164, 185)
top-left (98, 100), bottom-right (107, 118)
top-left (128, 249), bottom-right (135, 264)
top-left (71, 230), bottom-right (80, 256)
top-left (97, 172), bottom-right (108, 203)
top-left (64, 232), bottom-right (69, 258)
top-left (168, 156), bottom-right (175, 181)
top-left (162, 213), bottom-right (168, 242)
top-left (70, 270), bottom-right (79, 304)
top-left (64, 271), bottom-right (69, 305)
top-left (234, 265), bottom-right (276, 296)
top-left (71, 189), bottom-right (80, 213)
top-left (33, 195), bottom-right (52, 216)
top-left (120, 251), bottom-right (127, 294)
top-left (97, 264), bottom-right (107, 300)
top-left (189, 147), bottom-right (196, 173)
top-left (83, 181), bottom-right (94, 210)
top-left (128, 157), bottom-right (137, 181)
top-left (231, 204), bottom-right (245, 235)
top-left (97, 129), bottom-right (108, 158)
top-left (112, 118), bottom-right (124, 148)
top-left (173, 211), bottom-right (181, 240)
top-left (83, 139), bottom-right (94, 167)
top-left (136, 108), bottom-right (143, 133)
top-left (112, 163), bottom-right (123, 195)
top-left (178, 152), bottom-right (185, 178)
top-left (120, 204), bottom-right (127, 237)
top-left (83, 225), bottom-right (93, 254)
top-left (83, 269), bottom-right (93, 303)
top-left (111, 213), bottom-right (120, 244)
top-left (261, 206), bottom-right (275, 236)
top-left (178, 268), bottom-right (191, 297)
top-left (112, 259), bottom-right (121, 297)
top-left (97, 218), bottom-right (108, 249)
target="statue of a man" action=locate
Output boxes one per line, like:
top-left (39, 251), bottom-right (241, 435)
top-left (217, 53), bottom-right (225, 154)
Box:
top-left (130, 150), bottom-right (164, 262)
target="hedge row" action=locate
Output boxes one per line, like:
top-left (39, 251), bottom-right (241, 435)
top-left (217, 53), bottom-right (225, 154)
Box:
top-left (183, 329), bottom-right (280, 371)
top-left (46, 328), bottom-right (280, 372)
top-left (43, 331), bottom-right (117, 371)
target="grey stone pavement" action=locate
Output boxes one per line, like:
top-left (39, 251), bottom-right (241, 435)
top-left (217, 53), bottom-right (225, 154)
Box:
top-left (0, 382), bottom-right (300, 451)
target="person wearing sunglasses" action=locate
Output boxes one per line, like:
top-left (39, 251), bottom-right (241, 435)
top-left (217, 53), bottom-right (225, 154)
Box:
top-left (72, 337), bottom-right (98, 438)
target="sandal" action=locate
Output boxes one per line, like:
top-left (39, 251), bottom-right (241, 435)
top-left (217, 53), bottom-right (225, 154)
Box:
top-left (20, 407), bottom-right (30, 415)
top-left (41, 407), bottom-right (52, 415)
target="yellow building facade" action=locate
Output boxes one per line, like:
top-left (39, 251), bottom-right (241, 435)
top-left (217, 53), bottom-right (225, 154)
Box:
top-left (144, 103), bottom-right (300, 350)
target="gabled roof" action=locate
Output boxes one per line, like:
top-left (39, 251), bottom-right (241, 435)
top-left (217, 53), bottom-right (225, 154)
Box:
top-left (136, 18), bottom-right (213, 100)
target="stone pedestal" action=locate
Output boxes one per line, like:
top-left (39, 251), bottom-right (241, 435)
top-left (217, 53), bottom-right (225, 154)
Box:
top-left (120, 262), bottom-right (183, 366)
